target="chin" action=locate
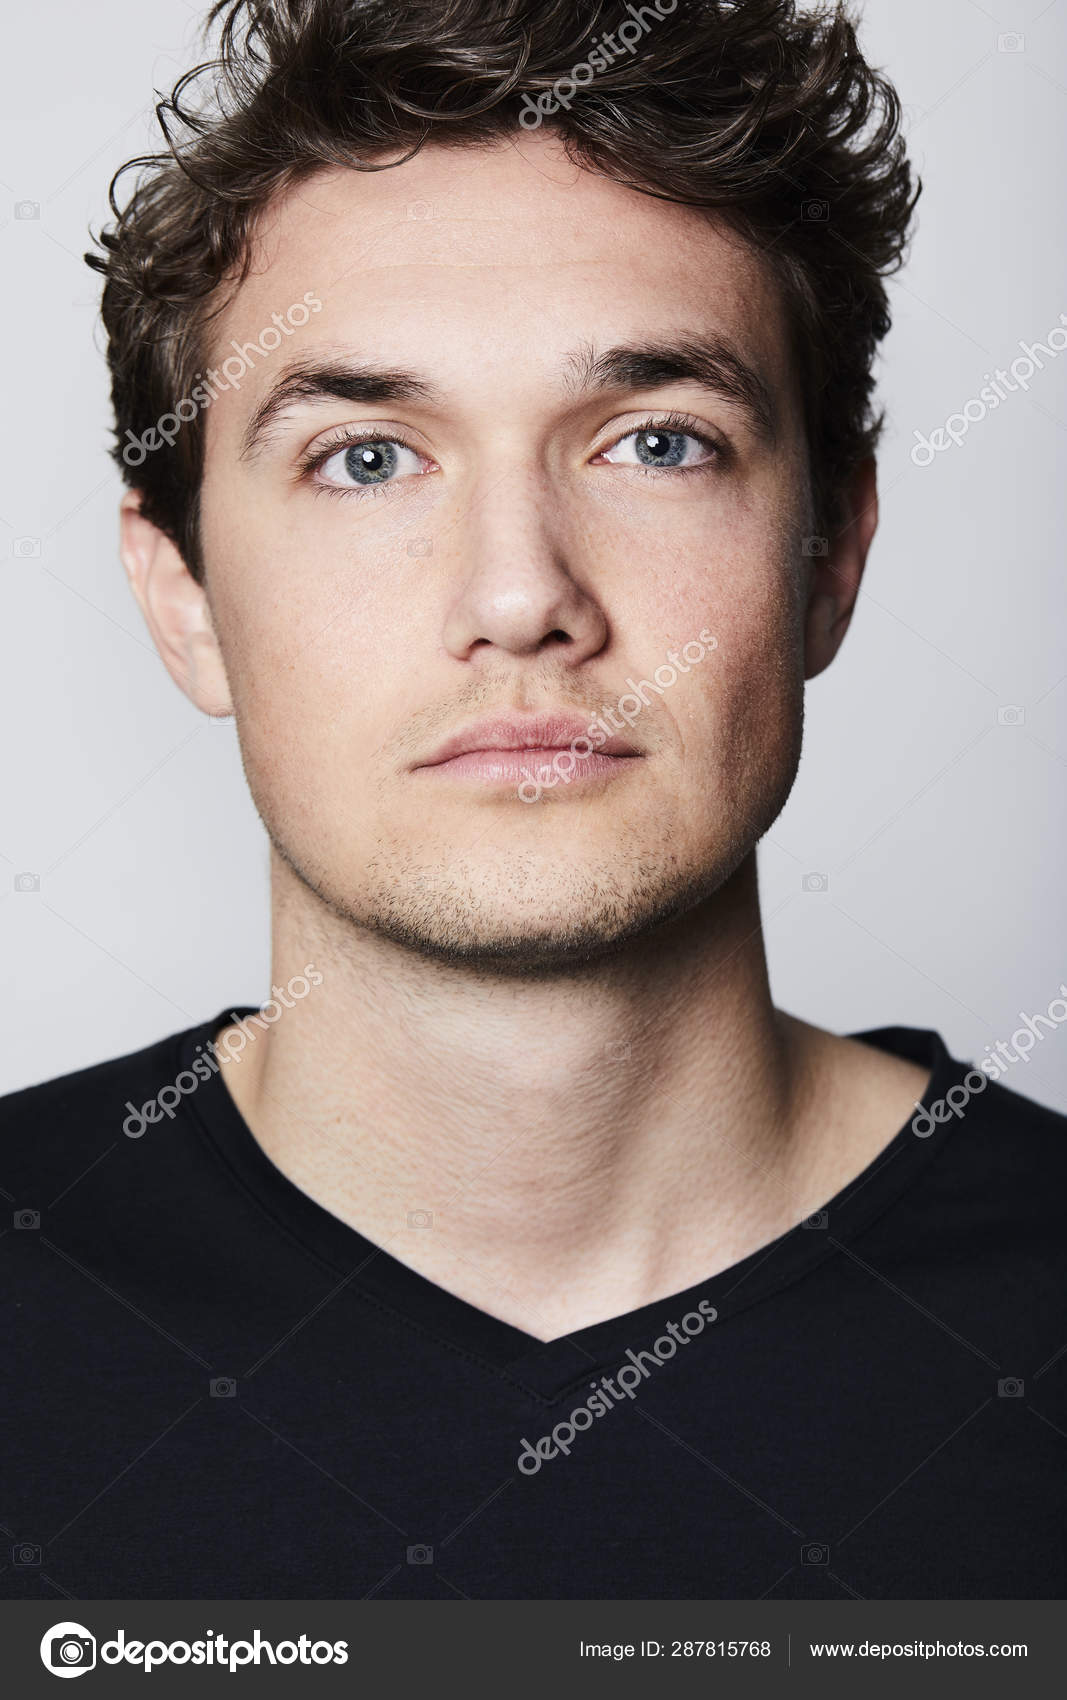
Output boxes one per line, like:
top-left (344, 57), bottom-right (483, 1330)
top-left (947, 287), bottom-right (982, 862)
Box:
top-left (311, 844), bottom-right (748, 977)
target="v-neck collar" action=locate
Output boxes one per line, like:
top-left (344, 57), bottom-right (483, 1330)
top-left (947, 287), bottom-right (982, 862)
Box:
top-left (178, 1010), bottom-right (966, 1403)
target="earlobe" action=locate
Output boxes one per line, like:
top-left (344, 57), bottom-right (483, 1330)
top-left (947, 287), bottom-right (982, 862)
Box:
top-left (118, 491), bottom-right (233, 718)
top-left (802, 457), bottom-right (878, 682)
top-left (803, 591), bottom-right (838, 679)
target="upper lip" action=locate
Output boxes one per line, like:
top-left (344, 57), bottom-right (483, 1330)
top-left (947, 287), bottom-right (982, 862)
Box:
top-left (414, 712), bottom-right (642, 768)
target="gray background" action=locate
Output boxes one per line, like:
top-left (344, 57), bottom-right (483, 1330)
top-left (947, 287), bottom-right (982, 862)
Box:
top-left (2, 0), bottom-right (1065, 1107)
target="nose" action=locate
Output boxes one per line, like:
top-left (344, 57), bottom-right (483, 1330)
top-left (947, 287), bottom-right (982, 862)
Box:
top-left (440, 466), bottom-right (609, 667)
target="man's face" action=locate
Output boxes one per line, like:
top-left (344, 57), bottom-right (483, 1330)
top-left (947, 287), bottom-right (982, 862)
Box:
top-left (196, 133), bottom-right (816, 967)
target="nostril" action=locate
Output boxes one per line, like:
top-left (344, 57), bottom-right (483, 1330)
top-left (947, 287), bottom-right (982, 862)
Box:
top-left (543, 630), bottom-right (571, 646)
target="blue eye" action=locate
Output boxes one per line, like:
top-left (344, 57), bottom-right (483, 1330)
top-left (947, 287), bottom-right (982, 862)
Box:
top-left (602, 425), bottom-right (716, 470)
top-left (317, 437), bottom-right (425, 488)
top-left (635, 429), bottom-right (687, 467)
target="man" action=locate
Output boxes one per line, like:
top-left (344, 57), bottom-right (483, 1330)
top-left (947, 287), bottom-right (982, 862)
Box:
top-left (4, 0), bottom-right (1065, 1601)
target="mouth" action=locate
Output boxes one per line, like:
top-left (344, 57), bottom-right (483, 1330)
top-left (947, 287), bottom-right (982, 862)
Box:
top-left (412, 712), bottom-right (643, 788)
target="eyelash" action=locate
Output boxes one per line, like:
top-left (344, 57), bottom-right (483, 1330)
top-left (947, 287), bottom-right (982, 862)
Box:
top-left (297, 411), bottom-right (726, 498)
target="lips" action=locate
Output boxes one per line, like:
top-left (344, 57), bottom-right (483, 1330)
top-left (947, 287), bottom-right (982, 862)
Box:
top-left (414, 713), bottom-right (641, 770)
top-left (411, 713), bottom-right (643, 791)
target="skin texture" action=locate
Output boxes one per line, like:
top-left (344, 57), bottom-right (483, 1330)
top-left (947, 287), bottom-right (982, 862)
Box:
top-left (120, 131), bottom-right (929, 1340)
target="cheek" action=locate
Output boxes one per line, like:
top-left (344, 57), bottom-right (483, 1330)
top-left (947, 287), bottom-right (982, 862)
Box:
top-left (686, 561), bottom-right (806, 805)
top-left (202, 539), bottom-right (393, 824)
top-left (202, 499), bottom-right (393, 716)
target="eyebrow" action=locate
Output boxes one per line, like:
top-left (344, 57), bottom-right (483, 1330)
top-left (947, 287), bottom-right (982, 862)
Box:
top-left (238, 334), bottom-right (776, 462)
top-left (240, 360), bottom-right (445, 461)
top-left (561, 336), bottom-right (776, 441)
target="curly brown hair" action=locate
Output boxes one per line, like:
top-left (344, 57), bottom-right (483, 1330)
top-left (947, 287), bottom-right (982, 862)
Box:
top-left (86, 0), bottom-right (919, 582)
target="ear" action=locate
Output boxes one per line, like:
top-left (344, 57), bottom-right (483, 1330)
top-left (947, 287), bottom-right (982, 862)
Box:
top-left (119, 490), bottom-right (233, 719)
top-left (803, 456), bottom-right (878, 681)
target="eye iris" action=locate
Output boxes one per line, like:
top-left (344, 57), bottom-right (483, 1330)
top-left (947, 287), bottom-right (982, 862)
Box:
top-left (343, 441), bottom-right (398, 484)
top-left (635, 429), bottom-right (686, 467)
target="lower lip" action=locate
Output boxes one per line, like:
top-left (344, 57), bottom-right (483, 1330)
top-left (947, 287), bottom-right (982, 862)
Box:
top-left (416, 747), bottom-right (640, 785)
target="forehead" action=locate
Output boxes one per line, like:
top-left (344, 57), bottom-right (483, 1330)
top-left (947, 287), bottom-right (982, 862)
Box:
top-left (209, 132), bottom-right (796, 412)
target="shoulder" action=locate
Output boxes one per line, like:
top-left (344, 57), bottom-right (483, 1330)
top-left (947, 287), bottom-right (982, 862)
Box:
top-left (933, 1066), bottom-right (1067, 1182)
top-left (0, 1023), bottom-right (205, 1175)
top-left (845, 1017), bottom-right (1067, 1165)
top-left (787, 1012), bottom-right (1067, 1235)
top-left (887, 1045), bottom-right (1067, 1285)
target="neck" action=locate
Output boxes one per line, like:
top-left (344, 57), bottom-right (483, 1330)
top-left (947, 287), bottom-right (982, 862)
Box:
top-left (218, 853), bottom-right (870, 1338)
